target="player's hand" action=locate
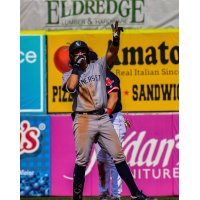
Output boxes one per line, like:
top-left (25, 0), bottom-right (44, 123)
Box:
top-left (73, 55), bottom-right (85, 69)
top-left (124, 118), bottom-right (132, 129)
top-left (111, 21), bottom-right (124, 38)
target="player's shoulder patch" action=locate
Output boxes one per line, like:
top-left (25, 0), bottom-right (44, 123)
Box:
top-left (106, 77), bottom-right (114, 86)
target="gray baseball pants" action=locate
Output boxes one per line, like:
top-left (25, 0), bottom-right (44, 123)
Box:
top-left (73, 112), bottom-right (126, 167)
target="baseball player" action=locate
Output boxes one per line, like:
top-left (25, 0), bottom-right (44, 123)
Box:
top-left (62, 21), bottom-right (157, 200)
top-left (90, 51), bottom-right (127, 200)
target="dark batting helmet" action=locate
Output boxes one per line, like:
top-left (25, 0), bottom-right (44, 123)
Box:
top-left (89, 51), bottom-right (98, 61)
top-left (69, 41), bottom-right (90, 67)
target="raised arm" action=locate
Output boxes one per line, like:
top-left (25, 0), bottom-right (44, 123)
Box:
top-left (106, 21), bottom-right (124, 66)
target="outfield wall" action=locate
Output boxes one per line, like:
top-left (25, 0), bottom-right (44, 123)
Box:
top-left (20, 113), bottom-right (179, 196)
top-left (20, 29), bottom-right (179, 114)
top-left (20, 28), bottom-right (179, 197)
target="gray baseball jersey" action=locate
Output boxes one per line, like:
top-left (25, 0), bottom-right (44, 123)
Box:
top-left (62, 56), bottom-right (113, 112)
top-left (62, 55), bottom-right (125, 167)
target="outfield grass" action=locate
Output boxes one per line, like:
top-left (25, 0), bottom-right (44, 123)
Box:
top-left (21, 196), bottom-right (179, 200)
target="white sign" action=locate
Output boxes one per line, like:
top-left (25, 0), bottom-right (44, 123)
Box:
top-left (20, 0), bottom-right (179, 30)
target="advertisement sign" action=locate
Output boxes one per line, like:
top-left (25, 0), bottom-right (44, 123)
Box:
top-left (20, 115), bottom-right (51, 196)
top-left (172, 114), bottom-right (179, 195)
top-left (20, 35), bottom-right (46, 114)
top-left (50, 114), bottom-right (179, 196)
top-left (20, 0), bottom-right (179, 31)
top-left (47, 29), bottom-right (178, 112)
top-left (115, 30), bottom-right (179, 112)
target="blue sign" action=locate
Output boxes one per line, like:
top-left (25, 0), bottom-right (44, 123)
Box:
top-left (20, 35), bottom-right (46, 114)
top-left (20, 115), bottom-right (51, 196)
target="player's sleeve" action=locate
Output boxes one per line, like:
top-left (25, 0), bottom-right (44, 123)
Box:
top-left (62, 70), bottom-right (77, 93)
top-left (96, 56), bottom-right (114, 74)
top-left (106, 73), bottom-right (120, 94)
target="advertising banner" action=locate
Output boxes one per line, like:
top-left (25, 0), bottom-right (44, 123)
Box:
top-left (172, 114), bottom-right (179, 195)
top-left (47, 29), bottom-right (178, 113)
top-left (20, 35), bottom-right (46, 114)
top-left (50, 114), bottom-right (179, 196)
top-left (20, 0), bottom-right (179, 31)
top-left (20, 115), bottom-right (51, 196)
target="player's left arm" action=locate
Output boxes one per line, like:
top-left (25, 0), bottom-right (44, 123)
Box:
top-left (106, 21), bottom-right (123, 66)
top-left (107, 90), bottom-right (118, 112)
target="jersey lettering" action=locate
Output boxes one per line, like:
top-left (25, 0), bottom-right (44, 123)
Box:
top-left (78, 75), bottom-right (101, 87)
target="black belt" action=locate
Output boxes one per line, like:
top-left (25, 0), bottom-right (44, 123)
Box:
top-left (77, 108), bottom-right (105, 115)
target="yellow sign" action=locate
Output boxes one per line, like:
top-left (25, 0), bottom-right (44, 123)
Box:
top-left (47, 29), bottom-right (179, 113)
top-left (47, 33), bottom-right (113, 113)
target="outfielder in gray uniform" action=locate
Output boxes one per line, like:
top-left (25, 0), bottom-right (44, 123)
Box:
top-left (62, 21), bottom-right (157, 200)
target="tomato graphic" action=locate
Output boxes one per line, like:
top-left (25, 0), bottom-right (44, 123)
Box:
top-left (54, 44), bottom-right (93, 73)
top-left (54, 45), bottom-right (71, 74)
